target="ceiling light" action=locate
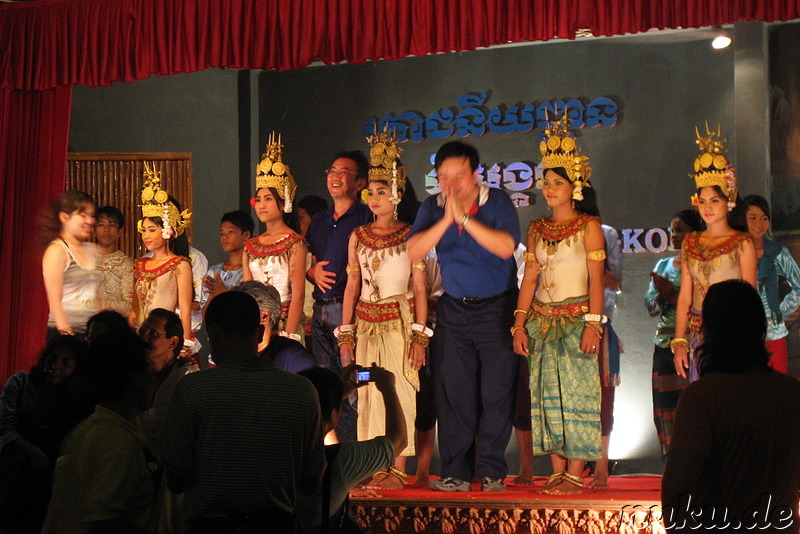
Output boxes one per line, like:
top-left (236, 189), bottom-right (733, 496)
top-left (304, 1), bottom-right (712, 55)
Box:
top-left (711, 26), bottom-right (731, 49)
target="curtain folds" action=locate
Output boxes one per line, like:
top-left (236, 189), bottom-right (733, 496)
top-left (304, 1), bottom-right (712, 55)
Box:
top-left (3, 0), bottom-right (798, 92)
top-left (0, 86), bottom-right (72, 380)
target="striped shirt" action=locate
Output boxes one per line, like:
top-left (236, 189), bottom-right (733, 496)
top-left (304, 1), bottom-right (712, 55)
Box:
top-left (158, 356), bottom-right (325, 521)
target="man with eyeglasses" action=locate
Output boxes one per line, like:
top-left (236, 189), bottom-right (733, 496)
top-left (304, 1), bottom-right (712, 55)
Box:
top-left (136, 308), bottom-right (199, 533)
top-left (305, 151), bottom-right (372, 441)
top-left (408, 140), bottom-right (520, 492)
top-left (137, 308), bottom-right (199, 450)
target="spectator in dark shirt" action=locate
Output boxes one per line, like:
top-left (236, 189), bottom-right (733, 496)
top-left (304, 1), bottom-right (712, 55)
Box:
top-left (159, 292), bottom-right (325, 533)
top-left (295, 365), bottom-right (404, 534)
top-left (663, 280), bottom-right (800, 533)
top-left (43, 330), bottom-right (156, 534)
top-left (0, 335), bottom-right (91, 533)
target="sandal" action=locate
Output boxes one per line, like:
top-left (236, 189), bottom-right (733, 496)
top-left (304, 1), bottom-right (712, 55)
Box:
top-left (561, 472), bottom-right (585, 488)
top-left (385, 466), bottom-right (409, 484)
top-left (539, 471), bottom-right (585, 495)
top-left (542, 471), bottom-right (564, 489)
top-left (363, 466), bottom-right (408, 489)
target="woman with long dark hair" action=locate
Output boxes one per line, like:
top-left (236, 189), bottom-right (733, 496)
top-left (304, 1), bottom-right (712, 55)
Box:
top-left (129, 163), bottom-right (194, 353)
top-left (242, 133), bottom-right (307, 343)
top-left (663, 280), bottom-right (800, 533)
top-left (512, 116), bottom-right (605, 495)
top-left (672, 125), bottom-right (757, 382)
top-left (337, 129), bottom-right (427, 488)
top-left (0, 335), bottom-right (91, 533)
top-left (645, 209), bottom-right (703, 460)
top-left (740, 194), bottom-right (800, 374)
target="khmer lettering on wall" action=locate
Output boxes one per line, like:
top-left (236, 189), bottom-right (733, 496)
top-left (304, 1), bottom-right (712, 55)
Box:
top-left (363, 92), bottom-right (619, 142)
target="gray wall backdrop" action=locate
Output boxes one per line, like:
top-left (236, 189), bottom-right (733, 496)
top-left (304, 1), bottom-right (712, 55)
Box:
top-left (69, 23), bottom-right (787, 474)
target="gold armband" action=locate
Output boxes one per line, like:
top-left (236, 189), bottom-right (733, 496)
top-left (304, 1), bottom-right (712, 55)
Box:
top-left (412, 260), bottom-right (426, 271)
top-left (513, 309), bottom-right (528, 316)
top-left (345, 264), bottom-right (360, 274)
top-left (587, 249), bottom-right (607, 262)
top-left (523, 252), bottom-right (536, 263)
top-left (669, 337), bottom-right (690, 354)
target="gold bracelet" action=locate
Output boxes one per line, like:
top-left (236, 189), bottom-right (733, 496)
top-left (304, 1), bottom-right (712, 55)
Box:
top-left (411, 331), bottom-right (430, 347)
top-left (412, 260), bottom-right (426, 271)
top-left (583, 321), bottom-right (604, 338)
top-left (345, 264), bottom-right (360, 274)
top-left (523, 252), bottom-right (536, 262)
top-left (510, 325), bottom-right (527, 336)
top-left (337, 332), bottom-right (355, 347)
top-left (669, 337), bottom-right (690, 354)
top-left (513, 308), bottom-right (528, 316)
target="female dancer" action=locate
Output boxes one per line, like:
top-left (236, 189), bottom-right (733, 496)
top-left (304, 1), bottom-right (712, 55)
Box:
top-left (740, 194), bottom-right (800, 373)
top-left (41, 191), bottom-right (102, 339)
top-left (129, 163), bottom-right (194, 352)
top-left (512, 116), bottom-right (605, 495)
top-left (338, 129), bottom-right (427, 488)
top-left (672, 126), bottom-right (757, 381)
top-left (242, 133), bottom-right (306, 343)
top-left (645, 209), bottom-right (702, 460)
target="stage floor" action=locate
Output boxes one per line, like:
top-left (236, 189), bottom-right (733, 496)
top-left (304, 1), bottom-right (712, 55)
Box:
top-left (349, 475), bottom-right (664, 533)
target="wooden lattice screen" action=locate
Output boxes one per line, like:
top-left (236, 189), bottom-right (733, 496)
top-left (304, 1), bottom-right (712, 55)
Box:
top-left (66, 153), bottom-right (193, 258)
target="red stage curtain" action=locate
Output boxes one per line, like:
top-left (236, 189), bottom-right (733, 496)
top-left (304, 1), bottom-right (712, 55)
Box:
top-left (0, 86), bottom-right (72, 381)
top-left (3, 0), bottom-right (799, 92)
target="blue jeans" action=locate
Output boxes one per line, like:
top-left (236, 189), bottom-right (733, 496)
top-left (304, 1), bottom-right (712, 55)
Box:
top-left (312, 300), bottom-right (357, 442)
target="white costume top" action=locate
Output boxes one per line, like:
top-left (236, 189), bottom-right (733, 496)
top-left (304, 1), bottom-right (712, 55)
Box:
top-left (244, 233), bottom-right (304, 303)
top-left (529, 215), bottom-right (596, 304)
top-left (356, 225), bottom-right (413, 302)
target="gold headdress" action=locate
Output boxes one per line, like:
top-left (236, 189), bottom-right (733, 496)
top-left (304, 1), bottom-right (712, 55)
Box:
top-left (255, 132), bottom-right (297, 213)
top-left (691, 123), bottom-right (737, 210)
top-left (538, 114), bottom-right (592, 201)
top-left (365, 125), bottom-right (407, 206)
top-left (138, 162), bottom-right (191, 238)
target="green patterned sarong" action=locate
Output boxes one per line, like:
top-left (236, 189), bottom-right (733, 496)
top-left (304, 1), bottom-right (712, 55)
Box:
top-left (527, 296), bottom-right (601, 461)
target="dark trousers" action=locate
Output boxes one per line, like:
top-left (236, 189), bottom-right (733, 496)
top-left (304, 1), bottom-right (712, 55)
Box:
top-left (312, 300), bottom-right (357, 442)
top-left (431, 291), bottom-right (518, 481)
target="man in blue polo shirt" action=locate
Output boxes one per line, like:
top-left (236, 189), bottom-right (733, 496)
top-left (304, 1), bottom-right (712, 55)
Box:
top-left (306, 150), bottom-right (372, 441)
top-left (408, 140), bottom-right (520, 492)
